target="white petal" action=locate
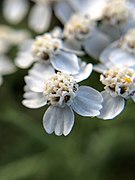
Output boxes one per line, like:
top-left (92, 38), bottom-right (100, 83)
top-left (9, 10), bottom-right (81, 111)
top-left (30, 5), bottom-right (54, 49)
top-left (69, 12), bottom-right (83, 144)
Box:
top-left (54, 1), bottom-right (74, 24)
top-left (29, 62), bottom-right (55, 81)
top-left (68, 0), bottom-right (87, 11)
top-left (94, 63), bottom-right (108, 73)
top-left (81, 0), bottom-right (108, 20)
top-left (73, 62), bottom-right (93, 82)
top-left (99, 24), bottom-right (122, 41)
top-left (50, 50), bottom-right (80, 74)
top-left (69, 0), bottom-right (107, 17)
top-left (71, 86), bottom-right (103, 116)
top-left (43, 105), bottom-right (74, 136)
top-left (10, 30), bottom-right (31, 45)
top-left (109, 49), bottom-right (135, 67)
top-left (23, 91), bottom-right (47, 109)
top-left (132, 95), bottom-right (135, 102)
top-left (3, 0), bottom-right (29, 24)
top-left (25, 62), bottom-right (55, 92)
top-left (15, 39), bottom-right (34, 68)
top-left (15, 52), bottom-right (35, 69)
top-left (99, 41), bottom-right (119, 63)
top-left (83, 29), bottom-right (111, 59)
top-left (0, 39), bottom-right (10, 54)
top-left (19, 39), bottom-right (34, 52)
top-left (63, 39), bottom-right (82, 52)
top-left (24, 76), bottom-right (45, 93)
top-left (97, 91), bottom-right (125, 120)
top-left (28, 4), bottom-right (52, 33)
top-left (124, 18), bottom-right (135, 32)
top-left (51, 27), bottom-right (63, 39)
top-left (0, 55), bottom-right (16, 75)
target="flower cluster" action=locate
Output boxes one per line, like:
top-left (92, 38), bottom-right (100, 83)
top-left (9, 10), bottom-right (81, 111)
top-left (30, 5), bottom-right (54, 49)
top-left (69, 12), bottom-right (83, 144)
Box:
top-left (1, 0), bottom-right (135, 136)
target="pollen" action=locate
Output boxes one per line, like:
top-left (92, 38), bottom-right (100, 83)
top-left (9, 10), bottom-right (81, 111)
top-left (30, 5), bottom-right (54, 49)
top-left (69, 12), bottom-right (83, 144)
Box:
top-left (125, 77), bottom-right (132, 83)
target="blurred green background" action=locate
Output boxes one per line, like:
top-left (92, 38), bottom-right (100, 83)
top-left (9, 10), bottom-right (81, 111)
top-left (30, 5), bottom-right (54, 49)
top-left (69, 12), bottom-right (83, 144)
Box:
top-left (0, 0), bottom-right (135, 180)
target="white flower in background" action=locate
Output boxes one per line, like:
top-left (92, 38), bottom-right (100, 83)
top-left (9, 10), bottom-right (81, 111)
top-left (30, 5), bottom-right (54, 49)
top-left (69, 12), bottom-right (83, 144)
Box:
top-left (55, 0), bottom-right (109, 24)
top-left (0, 55), bottom-right (16, 86)
top-left (29, 0), bottom-right (65, 33)
top-left (62, 13), bottom-right (111, 59)
top-left (98, 66), bottom-right (135, 120)
top-left (94, 28), bottom-right (135, 73)
top-left (15, 30), bottom-right (85, 75)
top-left (97, 0), bottom-right (135, 41)
top-left (0, 25), bottom-right (13, 54)
top-left (119, 28), bottom-right (135, 54)
top-left (2, 0), bottom-right (66, 33)
top-left (55, 2), bottom-right (112, 59)
top-left (56, 0), bottom-right (135, 41)
top-left (0, 25), bottom-right (30, 54)
top-left (23, 62), bottom-right (102, 136)
top-left (63, 13), bottom-right (95, 41)
top-left (3, 0), bottom-right (29, 24)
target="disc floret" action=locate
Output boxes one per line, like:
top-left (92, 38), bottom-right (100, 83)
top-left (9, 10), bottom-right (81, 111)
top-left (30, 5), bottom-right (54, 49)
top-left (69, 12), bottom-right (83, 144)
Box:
top-left (32, 33), bottom-right (62, 60)
top-left (43, 72), bottom-right (78, 106)
top-left (100, 67), bottom-right (135, 99)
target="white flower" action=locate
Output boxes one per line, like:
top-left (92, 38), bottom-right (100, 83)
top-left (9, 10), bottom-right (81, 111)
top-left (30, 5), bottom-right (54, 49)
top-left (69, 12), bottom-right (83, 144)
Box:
top-left (28, 0), bottom-right (65, 33)
top-left (0, 25), bottom-right (31, 54)
top-left (62, 13), bottom-right (111, 59)
top-left (55, 0), bottom-right (107, 24)
top-left (56, 0), bottom-right (135, 41)
top-left (63, 13), bottom-right (95, 41)
top-left (0, 55), bottom-right (16, 86)
top-left (97, 0), bottom-right (135, 41)
top-left (23, 62), bottom-right (102, 136)
top-left (15, 30), bottom-right (85, 75)
top-left (2, 0), bottom-right (66, 33)
top-left (98, 66), bottom-right (135, 120)
top-left (3, 0), bottom-right (29, 24)
top-left (95, 28), bottom-right (135, 72)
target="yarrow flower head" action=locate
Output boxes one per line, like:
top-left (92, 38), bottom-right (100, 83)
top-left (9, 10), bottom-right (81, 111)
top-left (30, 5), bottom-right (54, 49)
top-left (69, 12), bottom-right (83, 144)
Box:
top-left (32, 33), bottom-right (62, 60)
top-left (62, 13), bottom-right (111, 59)
top-left (23, 62), bottom-right (103, 136)
top-left (98, 66), bottom-right (135, 120)
top-left (119, 29), bottom-right (135, 54)
top-left (102, 0), bottom-right (129, 25)
top-left (63, 13), bottom-right (95, 41)
top-left (43, 72), bottom-right (78, 107)
top-left (15, 29), bottom-right (85, 75)
top-left (100, 67), bottom-right (135, 99)
top-left (86, 0), bottom-right (135, 41)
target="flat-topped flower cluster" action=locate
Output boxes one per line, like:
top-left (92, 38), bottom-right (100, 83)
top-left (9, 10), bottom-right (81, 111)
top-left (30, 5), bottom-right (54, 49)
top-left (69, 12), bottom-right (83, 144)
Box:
top-left (1, 0), bottom-right (135, 136)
